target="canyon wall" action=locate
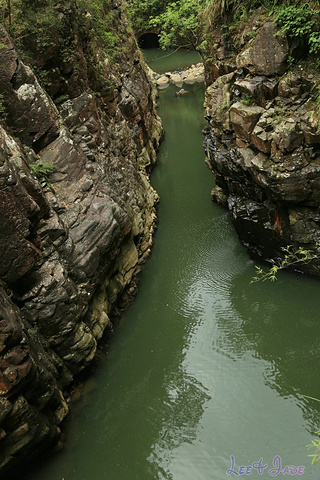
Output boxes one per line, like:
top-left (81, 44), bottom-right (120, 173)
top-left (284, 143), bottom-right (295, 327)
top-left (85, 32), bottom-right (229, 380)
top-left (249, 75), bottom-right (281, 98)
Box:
top-left (0, 0), bottom-right (162, 473)
top-left (204, 11), bottom-right (320, 275)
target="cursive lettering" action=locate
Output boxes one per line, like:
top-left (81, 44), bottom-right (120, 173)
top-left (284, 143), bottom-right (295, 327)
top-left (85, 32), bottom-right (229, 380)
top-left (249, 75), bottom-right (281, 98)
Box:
top-left (227, 456), bottom-right (267, 476)
top-left (269, 455), bottom-right (282, 476)
top-left (253, 458), bottom-right (268, 475)
top-left (227, 455), bottom-right (305, 476)
top-left (269, 456), bottom-right (305, 476)
top-left (227, 455), bottom-right (239, 476)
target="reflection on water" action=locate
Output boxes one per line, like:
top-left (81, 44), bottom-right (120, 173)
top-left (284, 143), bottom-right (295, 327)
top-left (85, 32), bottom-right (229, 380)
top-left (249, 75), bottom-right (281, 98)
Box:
top-left (23, 61), bottom-right (320, 480)
top-left (142, 48), bottom-right (201, 74)
top-left (148, 371), bottom-right (211, 479)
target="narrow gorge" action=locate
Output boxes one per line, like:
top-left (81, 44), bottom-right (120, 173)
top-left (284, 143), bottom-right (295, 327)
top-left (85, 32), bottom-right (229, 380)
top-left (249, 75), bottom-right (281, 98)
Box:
top-left (1, 0), bottom-right (320, 478)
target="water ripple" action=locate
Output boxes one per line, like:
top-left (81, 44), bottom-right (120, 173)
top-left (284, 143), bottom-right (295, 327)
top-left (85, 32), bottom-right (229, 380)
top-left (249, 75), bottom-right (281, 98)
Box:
top-left (147, 369), bottom-right (211, 479)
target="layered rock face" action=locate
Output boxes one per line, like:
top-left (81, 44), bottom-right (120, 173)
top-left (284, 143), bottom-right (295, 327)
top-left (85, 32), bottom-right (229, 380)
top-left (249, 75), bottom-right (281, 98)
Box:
top-left (204, 18), bottom-right (320, 273)
top-left (0, 3), bottom-right (162, 473)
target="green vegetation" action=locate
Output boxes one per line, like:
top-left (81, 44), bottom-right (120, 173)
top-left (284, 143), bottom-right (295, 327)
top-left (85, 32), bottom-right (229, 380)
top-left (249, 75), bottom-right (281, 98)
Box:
top-left (0, 94), bottom-right (7, 120)
top-left (29, 161), bottom-right (55, 185)
top-left (202, 0), bottom-right (277, 23)
top-left (126, 0), bottom-right (282, 52)
top-left (0, 0), bottom-right (122, 49)
top-left (0, 0), bottom-right (125, 93)
top-left (275, 3), bottom-right (320, 55)
top-left (251, 244), bottom-right (320, 283)
top-left (149, 0), bottom-right (205, 50)
top-left (302, 396), bottom-right (320, 464)
top-left (241, 92), bottom-right (254, 106)
top-left (305, 85), bottom-right (320, 129)
top-left (76, 0), bottom-right (123, 58)
top-left (126, 0), bottom-right (169, 36)
top-left (307, 434), bottom-right (320, 465)
top-left (1, 0), bottom-right (319, 67)
top-left (314, 85), bottom-right (320, 125)
top-left (126, 0), bottom-right (320, 61)
top-left (126, 0), bottom-right (207, 51)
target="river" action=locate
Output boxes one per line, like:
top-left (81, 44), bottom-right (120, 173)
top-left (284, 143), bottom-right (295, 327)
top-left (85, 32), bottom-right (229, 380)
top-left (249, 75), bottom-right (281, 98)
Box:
top-left (24, 50), bottom-right (320, 480)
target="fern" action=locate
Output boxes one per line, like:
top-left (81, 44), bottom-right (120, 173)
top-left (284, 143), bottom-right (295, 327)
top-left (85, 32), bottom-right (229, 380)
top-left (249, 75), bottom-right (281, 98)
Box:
top-left (29, 161), bottom-right (55, 185)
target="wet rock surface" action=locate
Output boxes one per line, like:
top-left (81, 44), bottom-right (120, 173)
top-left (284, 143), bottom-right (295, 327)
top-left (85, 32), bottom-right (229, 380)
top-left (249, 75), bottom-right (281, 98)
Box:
top-left (0, 12), bottom-right (162, 474)
top-left (204, 18), bottom-right (320, 274)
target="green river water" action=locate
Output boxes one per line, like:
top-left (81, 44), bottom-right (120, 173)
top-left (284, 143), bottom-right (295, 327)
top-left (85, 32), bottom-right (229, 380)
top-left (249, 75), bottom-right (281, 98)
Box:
top-left (24, 50), bottom-right (320, 480)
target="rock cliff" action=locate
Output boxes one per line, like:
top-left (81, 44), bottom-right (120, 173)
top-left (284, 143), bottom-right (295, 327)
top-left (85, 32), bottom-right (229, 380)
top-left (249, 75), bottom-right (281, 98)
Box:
top-left (0, 1), bottom-right (162, 473)
top-left (204, 12), bottom-right (320, 274)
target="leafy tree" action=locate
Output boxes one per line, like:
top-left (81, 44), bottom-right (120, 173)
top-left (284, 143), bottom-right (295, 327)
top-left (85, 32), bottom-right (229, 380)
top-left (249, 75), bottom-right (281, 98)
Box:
top-left (125, 0), bottom-right (317, 53)
top-left (126, 0), bottom-right (169, 35)
top-left (126, 0), bottom-right (206, 51)
top-left (149, 0), bottom-right (205, 51)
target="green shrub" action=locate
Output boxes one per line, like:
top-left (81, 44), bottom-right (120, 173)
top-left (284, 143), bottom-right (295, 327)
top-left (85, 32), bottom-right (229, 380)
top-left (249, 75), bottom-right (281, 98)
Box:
top-left (307, 431), bottom-right (320, 465)
top-left (275, 3), bottom-right (320, 55)
top-left (0, 0), bottom-right (126, 84)
top-left (29, 161), bottom-right (55, 185)
top-left (241, 92), bottom-right (254, 105)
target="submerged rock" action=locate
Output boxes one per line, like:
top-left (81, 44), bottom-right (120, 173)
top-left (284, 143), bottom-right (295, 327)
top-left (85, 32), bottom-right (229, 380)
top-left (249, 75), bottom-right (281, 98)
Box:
top-left (175, 88), bottom-right (190, 97)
